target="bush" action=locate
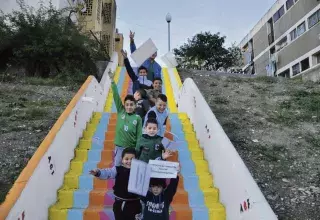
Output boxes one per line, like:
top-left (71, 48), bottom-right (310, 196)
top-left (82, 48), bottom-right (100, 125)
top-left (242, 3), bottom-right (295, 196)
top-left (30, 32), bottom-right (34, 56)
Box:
top-left (0, 0), bottom-right (108, 80)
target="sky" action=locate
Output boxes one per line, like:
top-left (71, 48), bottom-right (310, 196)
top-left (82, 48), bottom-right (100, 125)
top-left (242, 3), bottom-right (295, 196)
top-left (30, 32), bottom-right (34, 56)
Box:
top-left (115, 0), bottom-right (276, 64)
top-left (1, 0), bottom-right (277, 64)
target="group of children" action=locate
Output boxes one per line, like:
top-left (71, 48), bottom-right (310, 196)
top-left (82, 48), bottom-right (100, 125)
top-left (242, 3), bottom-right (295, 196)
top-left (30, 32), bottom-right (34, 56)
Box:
top-left (89, 31), bottom-right (179, 220)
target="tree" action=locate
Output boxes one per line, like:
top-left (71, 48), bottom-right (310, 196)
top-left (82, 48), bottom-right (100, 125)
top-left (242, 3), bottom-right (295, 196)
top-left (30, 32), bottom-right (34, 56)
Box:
top-left (227, 43), bottom-right (243, 68)
top-left (0, 0), bottom-right (107, 79)
top-left (173, 31), bottom-right (241, 71)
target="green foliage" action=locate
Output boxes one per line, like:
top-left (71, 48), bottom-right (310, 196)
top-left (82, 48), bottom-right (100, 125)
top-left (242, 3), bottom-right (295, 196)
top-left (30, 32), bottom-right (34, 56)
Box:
top-left (0, 0), bottom-right (108, 79)
top-left (173, 31), bottom-right (242, 71)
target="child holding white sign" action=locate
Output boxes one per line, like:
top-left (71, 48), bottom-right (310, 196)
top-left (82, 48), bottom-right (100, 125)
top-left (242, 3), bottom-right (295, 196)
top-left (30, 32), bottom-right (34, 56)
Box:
top-left (89, 148), bottom-right (142, 220)
top-left (136, 118), bottom-right (172, 163)
top-left (139, 176), bottom-right (179, 220)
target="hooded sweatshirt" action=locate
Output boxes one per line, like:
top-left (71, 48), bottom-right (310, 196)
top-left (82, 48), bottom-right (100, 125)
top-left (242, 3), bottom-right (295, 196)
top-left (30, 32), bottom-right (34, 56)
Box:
top-left (111, 81), bottom-right (142, 148)
top-left (95, 166), bottom-right (140, 200)
top-left (136, 134), bottom-right (164, 163)
top-left (135, 98), bottom-right (150, 122)
top-left (124, 58), bottom-right (152, 94)
top-left (141, 176), bottom-right (179, 220)
top-left (143, 106), bottom-right (168, 137)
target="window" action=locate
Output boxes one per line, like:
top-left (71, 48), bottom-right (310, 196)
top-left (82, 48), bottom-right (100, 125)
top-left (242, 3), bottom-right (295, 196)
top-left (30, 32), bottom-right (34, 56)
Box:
top-left (292, 63), bottom-right (300, 76)
top-left (297, 22), bottom-right (306, 37)
top-left (276, 36), bottom-right (287, 52)
top-left (312, 52), bottom-right (320, 65)
top-left (102, 3), bottom-right (112, 24)
top-left (301, 58), bottom-right (310, 71)
top-left (290, 29), bottom-right (297, 41)
top-left (278, 69), bottom-right (290, 78)
top-left (273, 6), bottom-right (285, 23)
top-left (286, 0), bottom-right (294, 10)
top-left (81, 0), bottom-right (93, 16)
top-left (308, 10), bottom-right (319, 29)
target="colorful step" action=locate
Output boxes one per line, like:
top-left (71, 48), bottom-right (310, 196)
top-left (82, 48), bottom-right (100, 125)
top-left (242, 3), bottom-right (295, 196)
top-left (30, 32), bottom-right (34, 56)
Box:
top-left (49, 67), bottom-right (226, 220)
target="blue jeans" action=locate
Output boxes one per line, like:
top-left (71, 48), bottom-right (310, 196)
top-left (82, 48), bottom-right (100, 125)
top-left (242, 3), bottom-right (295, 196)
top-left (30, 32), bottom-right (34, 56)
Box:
top-left (114, 146), bottom-right (124, 166)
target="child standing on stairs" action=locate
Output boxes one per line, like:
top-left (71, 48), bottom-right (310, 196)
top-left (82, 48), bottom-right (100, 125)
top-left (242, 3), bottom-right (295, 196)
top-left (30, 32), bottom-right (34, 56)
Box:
top-left (134, 88), bottom-right (150, 123)
top-left (138, 176), bottom-right (180, 220)
top-left (121, 49), bottom-right (153, 94)
top-left (146, 78), bottom-right (163, 107)
top-left (90, 148), bottom-right (142, 220)
top-left (144, 94), bottom-right (169, 138)
top-left (111, 78), bottom-right (142, 166)
top-left (136, 118), bottom-right (172, 163)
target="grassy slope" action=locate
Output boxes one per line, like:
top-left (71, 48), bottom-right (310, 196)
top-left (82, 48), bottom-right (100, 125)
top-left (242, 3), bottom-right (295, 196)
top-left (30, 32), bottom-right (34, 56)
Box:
top-left (0, 77), bottom-right (80, 203)
top-left (179, 69), bottom-right (320, 220)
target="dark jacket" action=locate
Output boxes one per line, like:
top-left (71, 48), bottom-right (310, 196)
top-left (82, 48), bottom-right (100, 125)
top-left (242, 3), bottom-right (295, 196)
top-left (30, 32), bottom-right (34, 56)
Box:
top-left (95, 166), bottom-right (140, 200)
top-left (136, 134), bottom-right (164, 163)
top-left (136, 99), bottom-right (150, 122)
top-left (124, 58), bottom-right (153, 94)
top-left (141, 176), bottom-right (179, 220)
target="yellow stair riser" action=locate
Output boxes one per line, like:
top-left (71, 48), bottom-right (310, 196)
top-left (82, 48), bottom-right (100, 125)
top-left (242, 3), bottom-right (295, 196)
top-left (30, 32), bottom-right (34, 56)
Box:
top-left (203, 188), bottom-right (220, 203)
top-left (55, 190), bottom-right (74, 209)
top-left (208, 204), bottom-right (226, 220)
top-left (49, 208), bottom-right (67, 220)
top-left (86, 124), bottom-right (98, 132)
top-left (68, 161), bottom-right (84, 175)
top-left (62, 175), bottom-right (80, 189)
top-left (82, 131), bottom-right (95, 139)
top-left (79, 139), bottom-right (92, 149)
top-left (74, 149), bottom-right (90, 162)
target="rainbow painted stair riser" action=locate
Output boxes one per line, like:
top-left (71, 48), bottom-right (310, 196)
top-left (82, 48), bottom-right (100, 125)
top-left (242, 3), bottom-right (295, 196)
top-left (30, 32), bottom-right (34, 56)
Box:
top-left (49, 67), bottom-right (226, 220)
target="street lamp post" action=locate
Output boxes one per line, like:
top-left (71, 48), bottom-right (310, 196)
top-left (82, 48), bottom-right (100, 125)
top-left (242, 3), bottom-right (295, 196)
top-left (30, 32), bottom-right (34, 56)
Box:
top-left (166, 13), bottom-right (172, 52)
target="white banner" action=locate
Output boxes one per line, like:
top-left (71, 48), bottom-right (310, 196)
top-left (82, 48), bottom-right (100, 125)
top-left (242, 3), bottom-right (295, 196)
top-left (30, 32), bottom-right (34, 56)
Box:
top-left (149, 160), bottom-right (179, 178)
top-left (161, 137), bottom-right (181, 152)
top-left (128, 159), bottom-right (151, 196)
top-left (128, 160), bottom-right (179, 196)
top-left (130, 38), bottom-right (158, 67)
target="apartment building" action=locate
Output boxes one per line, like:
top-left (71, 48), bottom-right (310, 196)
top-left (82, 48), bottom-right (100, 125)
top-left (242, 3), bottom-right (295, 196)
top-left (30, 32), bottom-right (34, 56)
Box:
top-left (239, 0), bottom-right (320, 79)
top-left (74, 0), bottom-right (118, 57)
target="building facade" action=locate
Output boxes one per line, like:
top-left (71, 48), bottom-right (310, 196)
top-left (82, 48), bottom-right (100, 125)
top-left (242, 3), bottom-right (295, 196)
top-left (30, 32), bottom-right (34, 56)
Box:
top-left (73, 0), bottom-right (119, 58)
top-left (239, 0), bottom-right (320, 79)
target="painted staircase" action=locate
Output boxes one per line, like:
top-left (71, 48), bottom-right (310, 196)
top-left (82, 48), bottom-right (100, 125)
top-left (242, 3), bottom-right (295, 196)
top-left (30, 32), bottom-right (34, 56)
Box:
top-left (49, 67), bottom-right (226, 220)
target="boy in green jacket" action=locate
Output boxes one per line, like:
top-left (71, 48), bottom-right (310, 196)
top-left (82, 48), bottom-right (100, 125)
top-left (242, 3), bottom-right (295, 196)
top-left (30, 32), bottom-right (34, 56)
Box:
top-left (111, 79), bottom-right (142, 166)
top-left (136, 118), bottom-right (172, 163)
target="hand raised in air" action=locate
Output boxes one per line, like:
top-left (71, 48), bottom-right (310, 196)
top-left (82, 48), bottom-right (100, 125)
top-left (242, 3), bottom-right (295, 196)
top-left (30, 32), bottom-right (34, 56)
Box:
top-left (162, 149), bottom-right (173, 160)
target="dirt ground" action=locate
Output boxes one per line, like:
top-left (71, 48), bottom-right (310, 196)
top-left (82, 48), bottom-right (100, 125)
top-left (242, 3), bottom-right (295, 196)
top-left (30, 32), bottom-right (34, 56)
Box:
top-left (179, 69), bottom-right (320, 220)
top-left (0, 78), bottom-right (79, 203)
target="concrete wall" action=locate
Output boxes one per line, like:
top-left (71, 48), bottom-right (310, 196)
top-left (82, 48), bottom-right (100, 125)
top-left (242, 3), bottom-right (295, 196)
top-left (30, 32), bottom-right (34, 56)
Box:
top-left (302, 64), bottom-right (320, 82)
top-left (253, 24), bottom-right (269, 57)
top-left (277, 23), bottom-right (320, 69)
top-left (254, 52), bottom-right (270, 75)
top-left (274, 0), bottom-right (320, 40)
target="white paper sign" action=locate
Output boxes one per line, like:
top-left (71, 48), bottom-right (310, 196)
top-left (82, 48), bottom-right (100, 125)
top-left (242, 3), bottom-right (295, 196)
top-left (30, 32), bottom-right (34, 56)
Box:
top-left (161, 137), bottom-right (181, 152)
top-left (149, 160), bottom-right (179, 178)
top-left (130, 38), bottom-right (158, 67)
top-left (128, 159), bottom-right (152, 196)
